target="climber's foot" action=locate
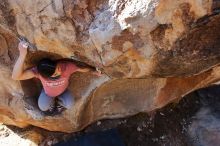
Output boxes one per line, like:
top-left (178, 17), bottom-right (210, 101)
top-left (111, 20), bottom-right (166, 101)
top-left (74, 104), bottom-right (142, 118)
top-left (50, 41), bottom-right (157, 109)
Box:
top-left (56, 98), bottom-right (67, 113)
top-left (56, 104), bottom-right (66, 113)
top-left (42, 98), bottom-right (67, 116)
top-left (43, 104), bottom-right (56, 116)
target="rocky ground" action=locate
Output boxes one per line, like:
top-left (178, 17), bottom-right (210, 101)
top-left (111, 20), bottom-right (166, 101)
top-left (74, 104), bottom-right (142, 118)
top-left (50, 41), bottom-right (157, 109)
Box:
top-left (0, 124), bottom-right (38, 146)
top-left (1, 85), bottom-right (220, 146)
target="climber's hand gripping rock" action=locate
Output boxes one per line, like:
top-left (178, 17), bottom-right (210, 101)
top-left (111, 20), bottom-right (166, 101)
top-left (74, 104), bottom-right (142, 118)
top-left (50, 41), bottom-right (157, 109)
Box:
top-left (18, 41), bottom-right (29, 56)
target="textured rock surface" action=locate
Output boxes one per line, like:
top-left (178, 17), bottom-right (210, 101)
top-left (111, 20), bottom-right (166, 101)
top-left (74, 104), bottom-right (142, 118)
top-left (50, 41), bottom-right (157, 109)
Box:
top-left (0, 0), bottom-right (220, 132)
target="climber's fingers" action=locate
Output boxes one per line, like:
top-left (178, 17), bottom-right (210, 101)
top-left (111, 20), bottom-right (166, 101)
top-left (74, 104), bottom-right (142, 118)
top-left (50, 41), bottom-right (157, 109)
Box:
top-left (92, 68), bottom-right (102, 77)
top-left (18, 41), bottom-right (28, 55)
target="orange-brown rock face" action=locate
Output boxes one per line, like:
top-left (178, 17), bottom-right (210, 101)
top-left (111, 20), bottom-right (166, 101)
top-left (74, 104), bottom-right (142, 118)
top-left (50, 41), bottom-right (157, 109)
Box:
top-left (0, 0), bottom-right (220, 132)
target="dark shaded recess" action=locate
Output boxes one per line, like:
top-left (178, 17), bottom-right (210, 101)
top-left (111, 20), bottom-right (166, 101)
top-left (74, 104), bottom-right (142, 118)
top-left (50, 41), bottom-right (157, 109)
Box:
top-left (26, 50), bottom-right (97, 70)
top-left (151, 14), bottom-right (220, 77)
top-left (20, 50), bottom-right (96, 106)
top-left (58, 58), bottom-right (97, 71)
top-left (20, 79), bottom-right (42, 107)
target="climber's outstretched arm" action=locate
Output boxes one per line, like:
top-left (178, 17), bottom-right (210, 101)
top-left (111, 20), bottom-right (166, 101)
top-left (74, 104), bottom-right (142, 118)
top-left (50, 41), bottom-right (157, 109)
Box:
top-left (12, 41), bottom-right (35, 80)
top-left (77, 68), bottom-right (102, 76)
top-left (77, 68), bottom-right (91, 73)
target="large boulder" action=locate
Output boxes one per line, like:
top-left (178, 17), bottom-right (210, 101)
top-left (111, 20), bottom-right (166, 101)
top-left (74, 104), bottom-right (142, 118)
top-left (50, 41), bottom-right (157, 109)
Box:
top-left (0, 0), bottom-right (220, 132)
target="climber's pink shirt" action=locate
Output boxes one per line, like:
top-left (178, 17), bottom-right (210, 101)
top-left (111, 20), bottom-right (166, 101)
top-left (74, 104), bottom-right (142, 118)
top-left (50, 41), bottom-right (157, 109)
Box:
top-left (31, 61), bottom-right (78, 97)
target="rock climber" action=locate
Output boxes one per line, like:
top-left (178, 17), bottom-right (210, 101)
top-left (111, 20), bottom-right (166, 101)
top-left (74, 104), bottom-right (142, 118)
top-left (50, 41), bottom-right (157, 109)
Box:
top-left (12, 41), bottom-right (102, 114)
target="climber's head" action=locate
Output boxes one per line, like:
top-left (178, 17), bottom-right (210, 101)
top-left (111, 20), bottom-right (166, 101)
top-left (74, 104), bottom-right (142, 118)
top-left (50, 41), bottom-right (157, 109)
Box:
top-left (37, 58), bottom-right (58, 78)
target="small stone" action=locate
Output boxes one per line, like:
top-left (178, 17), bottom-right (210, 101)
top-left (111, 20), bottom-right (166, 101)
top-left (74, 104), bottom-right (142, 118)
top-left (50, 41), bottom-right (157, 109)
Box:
top-left (4, 132), bottom-right (9, 137)
top-left (137, 127), bottom-right (142, 132)
top-left (97, 121), bottom-right (101, 126)
top-left (160, 112), bottom-right (165, 116)
top-left (142, 122), bottom-right (147, 128)
top-left (152, 138), bottom-right (158, 142)
top-left (160, 135), bottom-right (165, 140)
top-left (47, 140), bottom-right (53, 146)
top-left (0, 125), bottom-right (5, 131)
top-left (52, 139), bottom-right (59, 145)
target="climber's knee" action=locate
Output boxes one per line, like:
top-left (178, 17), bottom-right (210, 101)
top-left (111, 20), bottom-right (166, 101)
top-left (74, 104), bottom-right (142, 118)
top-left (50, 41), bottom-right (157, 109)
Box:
top-left (58, 90), bottom-right (74, 109)
top-left (38, 90), bottom-right (54, 111)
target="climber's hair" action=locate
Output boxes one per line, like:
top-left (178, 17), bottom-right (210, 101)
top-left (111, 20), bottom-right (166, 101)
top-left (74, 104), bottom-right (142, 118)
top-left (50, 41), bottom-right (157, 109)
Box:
top-left (37, 58), bottom-right (57, 77)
